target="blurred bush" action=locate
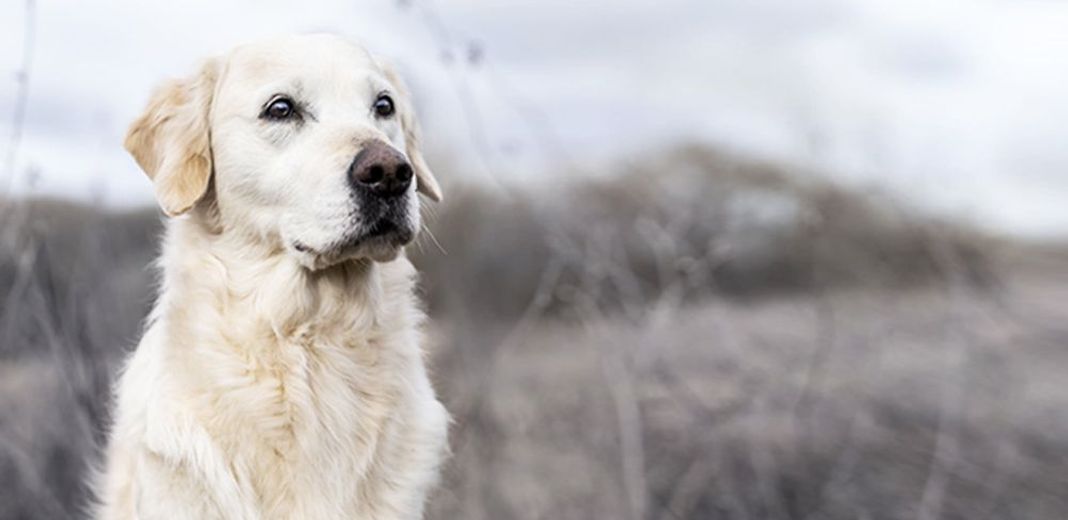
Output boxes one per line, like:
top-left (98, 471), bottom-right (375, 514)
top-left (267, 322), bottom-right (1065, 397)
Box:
top-left (415, 144), bottom-right (994, 320)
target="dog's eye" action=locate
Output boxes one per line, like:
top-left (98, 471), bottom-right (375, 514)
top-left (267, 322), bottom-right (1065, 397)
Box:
top-left (262, 97), bottom-right (296, 121)
top-left (373, 94), bottom-right (395, 118)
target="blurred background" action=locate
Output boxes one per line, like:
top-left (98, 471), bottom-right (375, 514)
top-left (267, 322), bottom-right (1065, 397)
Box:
top-left (1, 0), bottom-right (1066, 519)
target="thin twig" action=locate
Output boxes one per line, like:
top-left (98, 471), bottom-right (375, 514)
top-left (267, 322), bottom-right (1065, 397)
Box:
top-left (3, 0), bottom-right (36, 196)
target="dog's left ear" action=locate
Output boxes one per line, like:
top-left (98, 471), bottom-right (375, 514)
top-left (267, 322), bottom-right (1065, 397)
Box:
top-left (125, 59), bottom-right (219, 216)
top-left (382, 64), bottom-right (443, 203)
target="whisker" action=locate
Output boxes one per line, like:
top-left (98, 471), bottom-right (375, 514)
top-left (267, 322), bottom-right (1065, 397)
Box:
top-left (421, 223), bottom-right (447, 256)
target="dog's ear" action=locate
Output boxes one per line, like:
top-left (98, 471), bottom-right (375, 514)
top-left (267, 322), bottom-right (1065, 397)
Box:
top-left (382, 64), bottom-right (443, 203)
top-left (125, 59), bottom-right (219, 216)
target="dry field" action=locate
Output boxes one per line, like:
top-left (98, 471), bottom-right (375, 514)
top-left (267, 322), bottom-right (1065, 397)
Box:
top-left (1, 146), bottom-right (1065, 519)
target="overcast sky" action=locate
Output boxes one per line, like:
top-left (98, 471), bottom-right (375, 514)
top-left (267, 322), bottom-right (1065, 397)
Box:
top-left (2, 0), bottom-right (1067, 237)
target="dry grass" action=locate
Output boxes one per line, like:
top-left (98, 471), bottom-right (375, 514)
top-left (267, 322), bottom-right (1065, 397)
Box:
top-left (427, 274), bottom-right (1068, 519)
top-left (414, 145), bottom-right (994, 321)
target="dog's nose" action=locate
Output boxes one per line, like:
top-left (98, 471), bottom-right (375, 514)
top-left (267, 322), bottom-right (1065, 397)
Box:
top-left (348, 141), bottom-right (413, 197)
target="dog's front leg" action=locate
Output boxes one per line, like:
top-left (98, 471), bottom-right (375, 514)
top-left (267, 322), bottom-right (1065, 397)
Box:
top-left (99, 445), bottom-right (259, 520)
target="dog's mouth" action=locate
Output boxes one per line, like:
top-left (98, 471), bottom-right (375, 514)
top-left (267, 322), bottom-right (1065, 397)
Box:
top-left (291, 215), bottom-right (415, 269)
top-left (366, 218), bottom-right (402, 239)
top-left (353, 215), bottom-right (415, 247)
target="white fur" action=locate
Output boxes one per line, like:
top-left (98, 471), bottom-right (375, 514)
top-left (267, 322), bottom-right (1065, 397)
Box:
top-left (97, 35), bottom-right (448, 519)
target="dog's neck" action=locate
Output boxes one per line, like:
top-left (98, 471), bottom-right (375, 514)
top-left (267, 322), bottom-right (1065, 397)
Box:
top-left (152, 210), bottom-right (418, 349)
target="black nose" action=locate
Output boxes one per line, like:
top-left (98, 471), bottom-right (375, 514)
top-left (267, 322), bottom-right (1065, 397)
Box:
top-left (348, 141), bottom-right (413, 197)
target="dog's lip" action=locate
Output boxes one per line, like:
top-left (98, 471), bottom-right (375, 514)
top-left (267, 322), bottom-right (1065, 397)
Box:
top-left (360, 215), bottom-right (415, 244)
top-left (366, 219), bottom-right (399, 238)
top-left (290, 219), bottom-right (413, 258)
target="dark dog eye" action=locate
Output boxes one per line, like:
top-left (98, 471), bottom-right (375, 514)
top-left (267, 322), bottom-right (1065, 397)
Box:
top-left (374, 94), bottom-right (395, 118)
top-left (263, 97), bottom-right (296, 121)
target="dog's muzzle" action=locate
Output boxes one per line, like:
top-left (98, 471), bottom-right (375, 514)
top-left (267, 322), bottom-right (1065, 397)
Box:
top-left (340, 140), bottom-right (417, 256)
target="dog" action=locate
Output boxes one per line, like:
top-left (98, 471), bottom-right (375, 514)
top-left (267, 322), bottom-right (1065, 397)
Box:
top-left (97, 34), bottom-right (449, 519)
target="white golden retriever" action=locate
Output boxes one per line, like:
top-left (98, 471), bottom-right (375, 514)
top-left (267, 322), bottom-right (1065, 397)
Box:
top-left (97, 34), bottom-right (448, 519)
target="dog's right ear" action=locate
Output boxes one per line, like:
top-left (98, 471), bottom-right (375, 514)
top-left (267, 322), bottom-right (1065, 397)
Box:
top-left (125, 60), bottom-right (219, 217)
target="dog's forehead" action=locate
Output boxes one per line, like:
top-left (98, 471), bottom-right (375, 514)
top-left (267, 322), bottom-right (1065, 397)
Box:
top-left (222, 35), bottom-right (385, 95)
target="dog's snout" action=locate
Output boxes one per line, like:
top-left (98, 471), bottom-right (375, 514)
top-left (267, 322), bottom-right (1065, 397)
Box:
top-left (349, 141), bottom-right (413, 197)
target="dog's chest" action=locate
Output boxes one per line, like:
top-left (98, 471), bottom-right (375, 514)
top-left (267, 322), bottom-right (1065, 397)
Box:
top-left (208, 330), bottom-right (408, 516)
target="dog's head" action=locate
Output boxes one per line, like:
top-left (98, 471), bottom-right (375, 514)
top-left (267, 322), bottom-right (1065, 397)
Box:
top-left (125, 34), bottom-right (442, 269)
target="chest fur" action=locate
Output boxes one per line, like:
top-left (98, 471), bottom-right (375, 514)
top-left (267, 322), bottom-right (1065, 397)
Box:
top-left (191, 324), bottom-right (413, 516)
